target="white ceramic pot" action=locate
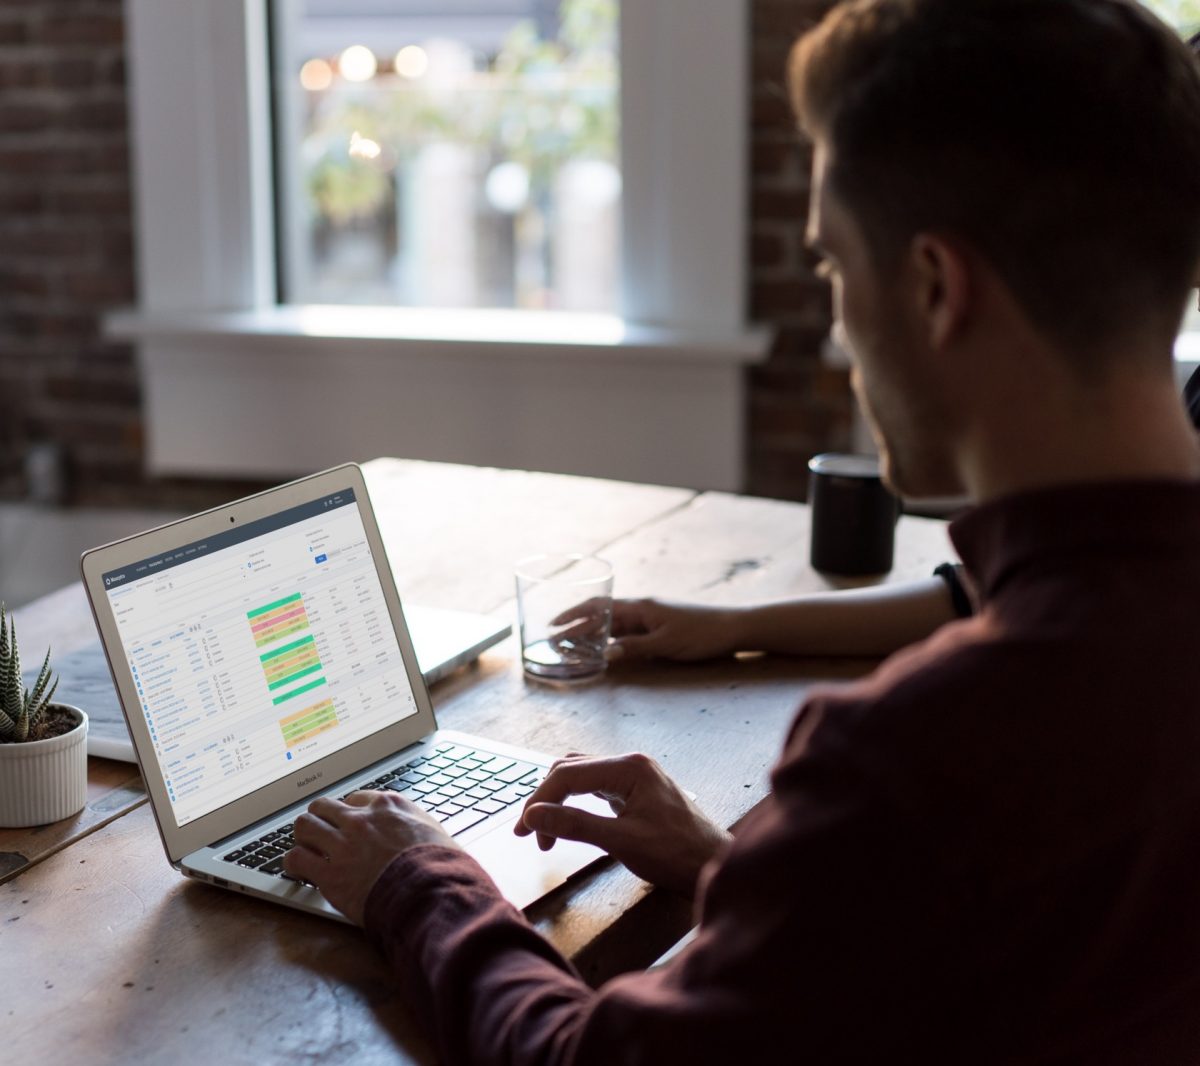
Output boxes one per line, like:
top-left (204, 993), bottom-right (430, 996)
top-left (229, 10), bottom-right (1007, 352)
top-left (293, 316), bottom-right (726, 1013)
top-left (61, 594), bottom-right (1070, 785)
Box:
top-left (0, 703), bottom-right (88, 828)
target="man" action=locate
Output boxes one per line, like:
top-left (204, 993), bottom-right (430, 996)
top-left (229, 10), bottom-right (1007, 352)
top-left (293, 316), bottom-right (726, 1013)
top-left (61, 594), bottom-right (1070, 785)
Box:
top-left (285, 2), bottom-right (1200, 1061)
top-left (596, 30), bottom-right (1200, 668)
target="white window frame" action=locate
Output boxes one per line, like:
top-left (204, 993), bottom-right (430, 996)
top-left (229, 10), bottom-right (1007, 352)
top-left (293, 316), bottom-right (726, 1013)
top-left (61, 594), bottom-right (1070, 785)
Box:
top-left (113, 0), bottom-right (770, 491)
top-left (1177, 311), bottom-right (1200, 391)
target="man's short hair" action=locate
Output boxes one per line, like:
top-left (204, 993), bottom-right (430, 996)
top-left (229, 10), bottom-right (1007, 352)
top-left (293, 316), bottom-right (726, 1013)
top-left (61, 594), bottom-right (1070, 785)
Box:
top-left (790, 0), bottom-right (1200, 363)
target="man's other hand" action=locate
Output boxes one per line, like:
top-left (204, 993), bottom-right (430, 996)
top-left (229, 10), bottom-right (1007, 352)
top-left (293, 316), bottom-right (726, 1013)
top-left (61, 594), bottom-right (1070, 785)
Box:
top-left (605, 599), bottom-right (743, 663)
top-left (283, 791), bottom-right (458, 924)
top-left (514, 752), bottom-right (731, 896)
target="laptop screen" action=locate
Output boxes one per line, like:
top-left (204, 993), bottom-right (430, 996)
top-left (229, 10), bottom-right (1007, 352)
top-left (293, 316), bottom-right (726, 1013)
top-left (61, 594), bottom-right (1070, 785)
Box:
top-left (100, 488), bottom-right (419, 827)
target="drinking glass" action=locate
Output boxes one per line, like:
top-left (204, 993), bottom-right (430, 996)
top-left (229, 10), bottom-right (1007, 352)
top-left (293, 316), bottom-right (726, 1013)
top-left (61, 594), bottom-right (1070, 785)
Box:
top-left (515, 554), bottom-right (613, 681)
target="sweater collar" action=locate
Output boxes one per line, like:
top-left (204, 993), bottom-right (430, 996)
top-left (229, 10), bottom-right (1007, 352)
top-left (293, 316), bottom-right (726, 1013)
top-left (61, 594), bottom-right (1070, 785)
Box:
top-left (949, 479), bottom-right (1200, 604)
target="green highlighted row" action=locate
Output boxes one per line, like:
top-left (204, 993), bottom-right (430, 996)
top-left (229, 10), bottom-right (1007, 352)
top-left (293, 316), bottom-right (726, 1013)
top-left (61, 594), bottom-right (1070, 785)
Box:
top-left (280, 703), bottom-right (339, 744)
top-left (260, 633), bottom-right (316, 662)
top-left (272, 676), bottom-right (327, 706)
top-left (247, 592), bottom-right (303, 620)
top-left (267, 663), bottom-right (323, 691)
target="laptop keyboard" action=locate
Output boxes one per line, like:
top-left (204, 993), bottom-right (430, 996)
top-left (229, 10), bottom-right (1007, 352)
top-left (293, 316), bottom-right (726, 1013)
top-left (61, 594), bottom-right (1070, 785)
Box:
top-left (219, 742), bottom-right (548, 879)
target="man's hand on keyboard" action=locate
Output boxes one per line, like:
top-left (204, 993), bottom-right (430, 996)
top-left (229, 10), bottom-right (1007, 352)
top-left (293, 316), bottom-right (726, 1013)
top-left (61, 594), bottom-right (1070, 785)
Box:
top-left (514, 753), bottom-right (731, 897)
top-left (283, 791), bottom-right (458, 925)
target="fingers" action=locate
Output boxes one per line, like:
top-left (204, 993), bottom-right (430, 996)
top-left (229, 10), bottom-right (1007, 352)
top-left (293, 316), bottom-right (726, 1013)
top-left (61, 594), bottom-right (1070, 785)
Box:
top-left (551, 596), bottom-right (610, 627)
top-left (606, 633), bottom-right (659, 662)
top-left (521, 802), bottom-right (619, 852)
top-left (515, 755), bottom-right (638, 837)
top-left (527, 755), bottom-right (635, 805)
top-left (308, 796), bottom-right (351, 825)
top-left (282, 843), bottom-right (326, 883)
top-left (555, 617), bottom-right (606, 644)
top-left (294, 808), bottom-right (343, 856)
top-left (294, 792), bottom-right (380, 855)
top-left (609, 599), bottom-right (655, 637)
top-left (548, 751), bottom-right (590, 769)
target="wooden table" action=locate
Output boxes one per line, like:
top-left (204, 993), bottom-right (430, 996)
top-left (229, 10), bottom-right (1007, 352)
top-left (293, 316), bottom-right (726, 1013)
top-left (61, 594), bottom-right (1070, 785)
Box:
top-left (0, 459), bottom-right (954, 1064)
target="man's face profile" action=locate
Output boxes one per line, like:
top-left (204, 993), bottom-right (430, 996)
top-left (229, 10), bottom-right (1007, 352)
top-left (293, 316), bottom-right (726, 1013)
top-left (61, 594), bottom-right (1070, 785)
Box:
top-left (808, 146), bottom-right (958, 502)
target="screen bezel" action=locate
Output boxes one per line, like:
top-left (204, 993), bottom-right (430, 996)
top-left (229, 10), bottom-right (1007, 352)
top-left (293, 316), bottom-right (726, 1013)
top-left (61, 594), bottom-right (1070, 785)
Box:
top-left (81, 463), bottom-right (437, 863)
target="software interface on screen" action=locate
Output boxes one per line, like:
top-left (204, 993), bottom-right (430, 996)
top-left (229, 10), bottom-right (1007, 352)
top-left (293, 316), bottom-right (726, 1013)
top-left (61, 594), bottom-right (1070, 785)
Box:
top-left (102, 489), bottom-right (419, 827)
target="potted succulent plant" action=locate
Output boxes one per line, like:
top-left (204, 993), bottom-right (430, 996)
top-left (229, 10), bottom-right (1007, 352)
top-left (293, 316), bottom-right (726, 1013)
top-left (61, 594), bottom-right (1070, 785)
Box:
top-left (0, 604), bottom-right (88, 828)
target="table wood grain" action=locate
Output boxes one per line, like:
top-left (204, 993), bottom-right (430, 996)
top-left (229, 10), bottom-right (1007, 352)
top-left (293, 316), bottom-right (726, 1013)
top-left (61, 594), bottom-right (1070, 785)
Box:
top-left (2, 801), bottom-right (435, 1065)
top-left (0, 460), bottom-right (955, 1064)
top-left (0, 757), bottom-right (144, 885)
top-left (362, 459), bottom-right (696, 614)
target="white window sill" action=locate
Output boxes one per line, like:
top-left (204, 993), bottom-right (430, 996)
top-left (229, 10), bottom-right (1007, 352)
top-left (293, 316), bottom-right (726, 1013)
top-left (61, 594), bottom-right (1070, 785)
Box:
top-left (105, 305), bottom-right (773, 366)
top-left (1176, 330), bottom-right (1200, 359)
top-left (108, 305), bottom-right (773, 489)
top-left (1175, 331), bottom-right (1200, 388)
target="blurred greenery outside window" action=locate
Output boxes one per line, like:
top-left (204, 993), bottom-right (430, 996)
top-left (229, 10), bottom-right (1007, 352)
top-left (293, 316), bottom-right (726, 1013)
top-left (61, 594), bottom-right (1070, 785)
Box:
top-left (274, 0), bottom-right (620, 313)
top-left (274, 0), bottom-right (1200, 327)
top-left (1141, 1), bottom-right (1200, 331)
top-left (1140, 0), bottom-right (1200, 36)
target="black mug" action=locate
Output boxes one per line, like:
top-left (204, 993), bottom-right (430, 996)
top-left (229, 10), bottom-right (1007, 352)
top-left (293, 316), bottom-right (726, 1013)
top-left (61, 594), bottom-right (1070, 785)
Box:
top-left (807, 454), bottom-right (899, 576)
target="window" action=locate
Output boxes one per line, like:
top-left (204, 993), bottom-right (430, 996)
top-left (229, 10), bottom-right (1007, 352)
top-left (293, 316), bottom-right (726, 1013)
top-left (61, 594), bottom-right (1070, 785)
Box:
top-left (1139, 1), bottom-right (1200, 332)
top-left (272, 1), bottom-right (621, 313)
top-left (117, 0), bottom-right (766, 490)
top-left (1139, 0), bottom-right (1200, 36)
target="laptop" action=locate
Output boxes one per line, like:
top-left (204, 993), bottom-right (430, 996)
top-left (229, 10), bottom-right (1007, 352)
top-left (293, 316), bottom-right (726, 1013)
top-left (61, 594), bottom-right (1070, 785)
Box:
top-left (80, 463), bottom-right (607, 922)
top-left (33, 605), bottom-right (511, 763)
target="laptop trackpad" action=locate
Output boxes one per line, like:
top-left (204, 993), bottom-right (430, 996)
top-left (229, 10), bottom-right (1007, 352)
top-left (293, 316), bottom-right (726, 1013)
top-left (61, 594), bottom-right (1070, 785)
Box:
top-left (467, 794), bottom-right (612, 911)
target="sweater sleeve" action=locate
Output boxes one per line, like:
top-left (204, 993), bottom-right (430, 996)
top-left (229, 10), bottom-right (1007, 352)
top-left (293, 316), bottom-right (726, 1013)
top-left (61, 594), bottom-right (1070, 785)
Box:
top-left (363, 700), bottom-right (929, 1066)
top-left (364, 844), bottom-right (596, 1065)
top-left (364, 842), bottom-right (792, 1066)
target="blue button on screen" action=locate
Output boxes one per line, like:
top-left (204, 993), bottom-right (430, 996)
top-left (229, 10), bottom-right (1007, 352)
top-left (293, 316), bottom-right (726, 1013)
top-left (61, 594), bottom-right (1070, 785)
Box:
top-left (314, 554), bottom-right (327, 564)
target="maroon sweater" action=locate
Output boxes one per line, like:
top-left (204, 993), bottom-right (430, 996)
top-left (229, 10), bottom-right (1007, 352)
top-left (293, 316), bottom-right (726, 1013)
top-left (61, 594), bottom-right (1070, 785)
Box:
top-left (366, 481), bottom-right (1200, 1065)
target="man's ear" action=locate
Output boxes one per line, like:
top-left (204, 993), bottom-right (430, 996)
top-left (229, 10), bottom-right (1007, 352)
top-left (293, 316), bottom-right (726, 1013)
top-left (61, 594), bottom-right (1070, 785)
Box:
top-left (908, 234), bottom-right (971, 351)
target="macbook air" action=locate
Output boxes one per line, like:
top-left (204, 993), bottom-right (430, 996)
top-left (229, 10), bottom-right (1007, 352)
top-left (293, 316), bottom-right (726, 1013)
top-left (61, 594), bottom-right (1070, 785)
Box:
top-left (39, 605), bottom-right (511, 763)
top-left (81, 463), bottom-right (606, 922)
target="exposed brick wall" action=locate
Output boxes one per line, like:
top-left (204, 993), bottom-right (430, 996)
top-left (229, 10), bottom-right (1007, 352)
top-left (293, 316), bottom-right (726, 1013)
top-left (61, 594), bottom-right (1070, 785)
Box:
top-left (745, 0), bottom-right (852, 501)
top-left (0, 0), bottom-right (268, 509)
top-left (0, 0), bottom-right (851, 508)
top-left (0, 0), bottom-right (134, 501)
